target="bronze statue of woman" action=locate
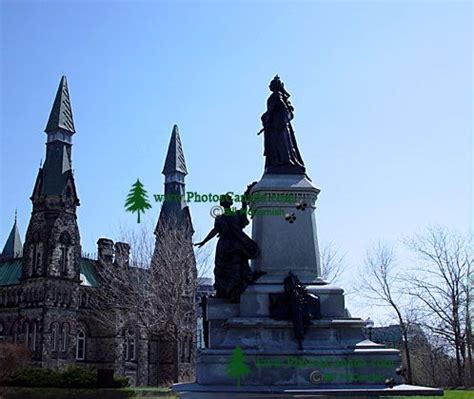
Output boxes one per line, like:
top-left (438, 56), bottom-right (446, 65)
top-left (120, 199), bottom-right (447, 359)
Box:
top-left (194, 185), bottom-right (264, 302)
top-left (259, 75), bottom-right (306, 175)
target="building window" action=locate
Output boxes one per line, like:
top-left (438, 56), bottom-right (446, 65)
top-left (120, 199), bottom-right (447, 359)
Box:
top-left (80, 293), bottom-right (87, 308)
top-left (31, 231), bottom-right (42, 276)
top-left (124, 330), bottom-right (136, 361)
top-left (51, 323), bottom-right (59, 351)
top-left (187, 336), bottom-right (192, 363)
top-left (61, 323), bottom-right (69, 352)
top-left (59, 232), bottom-right (71, 274)
top-left (35, 250), bottom-right (41, 269)
top-left (24, 322), bottom-right (29, 348)
top-left (13, 322), bottom-right (19, 343)
top-left (76, 329), bottom-right (85, 360)
top-left (179, 336), bottom-right (185, 363)
top-left (128, 338), bottom-right (136, 361)
top-left (60, 247), bottom-right (67, 272)
top-left (32, 244), bottom-right (42, 275)
top-left (31, 322), bottom-right (37, 351)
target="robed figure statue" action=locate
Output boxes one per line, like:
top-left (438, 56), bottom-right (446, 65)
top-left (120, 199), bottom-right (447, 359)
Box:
top-left (259, 75), bottom-right (306, 175)
top-left (269, 271), bottom-right (321, 350)
top-left (194, 185), bottom-right (264, 303)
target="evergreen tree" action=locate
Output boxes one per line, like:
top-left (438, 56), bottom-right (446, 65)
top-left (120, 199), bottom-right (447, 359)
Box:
top-left (227, 346), bottom-right (250, 387)
top-left (125, 179), bottom-right (152, 223)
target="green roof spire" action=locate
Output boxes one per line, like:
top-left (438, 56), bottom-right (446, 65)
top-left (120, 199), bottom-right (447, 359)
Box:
top-left (162, 125), bottom-right (188, 176)
top-left (44, 75), bottom-right (76, 134)
top-left (1, 211), bottom-right (23, 259)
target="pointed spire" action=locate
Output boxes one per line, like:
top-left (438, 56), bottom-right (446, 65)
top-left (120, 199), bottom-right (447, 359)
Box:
top-left (2, 211), bottom-right (23, 259)
top-left (162, 125), bottom-right (188, 176)
top-left (45, 76), bottom-right (76, 135)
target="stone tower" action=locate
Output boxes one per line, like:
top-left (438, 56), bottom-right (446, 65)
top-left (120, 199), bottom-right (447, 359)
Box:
top-left (24, 75), bottom-right (81, 282)
top-left (153, 125), bottom-right (197, 383)
top-left (19, 75), bottom-right (82, 365)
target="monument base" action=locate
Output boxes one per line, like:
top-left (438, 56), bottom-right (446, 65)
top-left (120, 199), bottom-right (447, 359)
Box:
top-left (173, 383), bottom-right (443, 399)
top-left (191, 296), bottom-right (443, 396)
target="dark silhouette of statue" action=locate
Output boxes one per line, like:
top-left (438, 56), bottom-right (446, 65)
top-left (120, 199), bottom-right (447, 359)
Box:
top-left (194, 185), bottom-right (264, 303)
top-left (259, 75), bottom-right (306, 175)
top-left (269, 271), bottom-right (320, 349)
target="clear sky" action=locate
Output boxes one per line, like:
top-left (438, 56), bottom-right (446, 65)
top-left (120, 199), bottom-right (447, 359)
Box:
top-left (0, 0), bottom-right (471, 322)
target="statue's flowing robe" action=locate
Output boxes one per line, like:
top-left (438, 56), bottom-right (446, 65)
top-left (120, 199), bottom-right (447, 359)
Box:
top-left (213, 211), bottom-right (259, 300)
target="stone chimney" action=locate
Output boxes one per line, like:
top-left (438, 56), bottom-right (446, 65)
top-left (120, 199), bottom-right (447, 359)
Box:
top-left (97, 238), bottom-right (114, 264)
top-left (114, 242), bottom-right (130, 268)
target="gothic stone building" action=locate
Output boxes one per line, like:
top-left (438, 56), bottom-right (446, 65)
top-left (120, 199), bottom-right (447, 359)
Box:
top-left (0, 76), bottom-right (197, 385)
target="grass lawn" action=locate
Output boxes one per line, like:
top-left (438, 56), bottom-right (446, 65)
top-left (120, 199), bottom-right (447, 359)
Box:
top-left (390, 391), bottom-right (473, 399)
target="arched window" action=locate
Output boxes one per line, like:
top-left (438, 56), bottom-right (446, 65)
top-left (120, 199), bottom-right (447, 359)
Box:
top-left (61, 323), bottom-right (69, 352)
top-left (51, 323), bottom-right (59, 351)
top-left (76, 328), bottom-right (86, 360)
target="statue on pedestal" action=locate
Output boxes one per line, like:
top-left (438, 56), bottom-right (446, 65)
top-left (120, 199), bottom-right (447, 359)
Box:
top-left (194, 185), bottom-right (264, 303)
top-left (259, 75), bottom-right (306, 175)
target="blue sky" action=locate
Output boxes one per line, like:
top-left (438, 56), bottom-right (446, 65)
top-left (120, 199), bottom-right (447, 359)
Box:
top-left (0, 1), bottom-right (471, 321)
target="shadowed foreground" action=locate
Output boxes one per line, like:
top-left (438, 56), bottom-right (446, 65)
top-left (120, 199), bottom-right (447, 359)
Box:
top-left (0, 388), bottom-right (472, 399)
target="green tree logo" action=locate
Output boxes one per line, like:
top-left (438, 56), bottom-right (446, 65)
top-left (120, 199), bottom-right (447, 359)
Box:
top-left (227, 346), bottom-right (250, 387)
top-left (125, 179), bottom-right (152, 223)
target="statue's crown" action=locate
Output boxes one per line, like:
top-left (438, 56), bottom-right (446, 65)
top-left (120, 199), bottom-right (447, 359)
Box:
top-left (270, 75), bottom-right (284, 91)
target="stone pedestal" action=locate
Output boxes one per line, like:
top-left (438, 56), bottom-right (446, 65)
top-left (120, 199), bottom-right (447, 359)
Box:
top-left (198, 297), bottom-right (402, 388)
top-left (249, 174), bottom-right (323, 285)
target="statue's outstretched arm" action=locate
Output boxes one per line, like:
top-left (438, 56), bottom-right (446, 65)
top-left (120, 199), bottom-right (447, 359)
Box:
top-left (194, 228), bottom-right (218, 248)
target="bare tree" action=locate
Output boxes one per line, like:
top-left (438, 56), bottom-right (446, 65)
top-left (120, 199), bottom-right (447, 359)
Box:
top-left (462, 251), bottom-right (473, 387)
top-left (358, 242), bottom-right (413, 384)
top-left (320, 243), bottom-right (347, 285)
top-left (405, 227), bottom-right (472, 387)
top-left (413, 326), bottom-right (460, 387)
top-left (88, 217), bottom-right (206, 346)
